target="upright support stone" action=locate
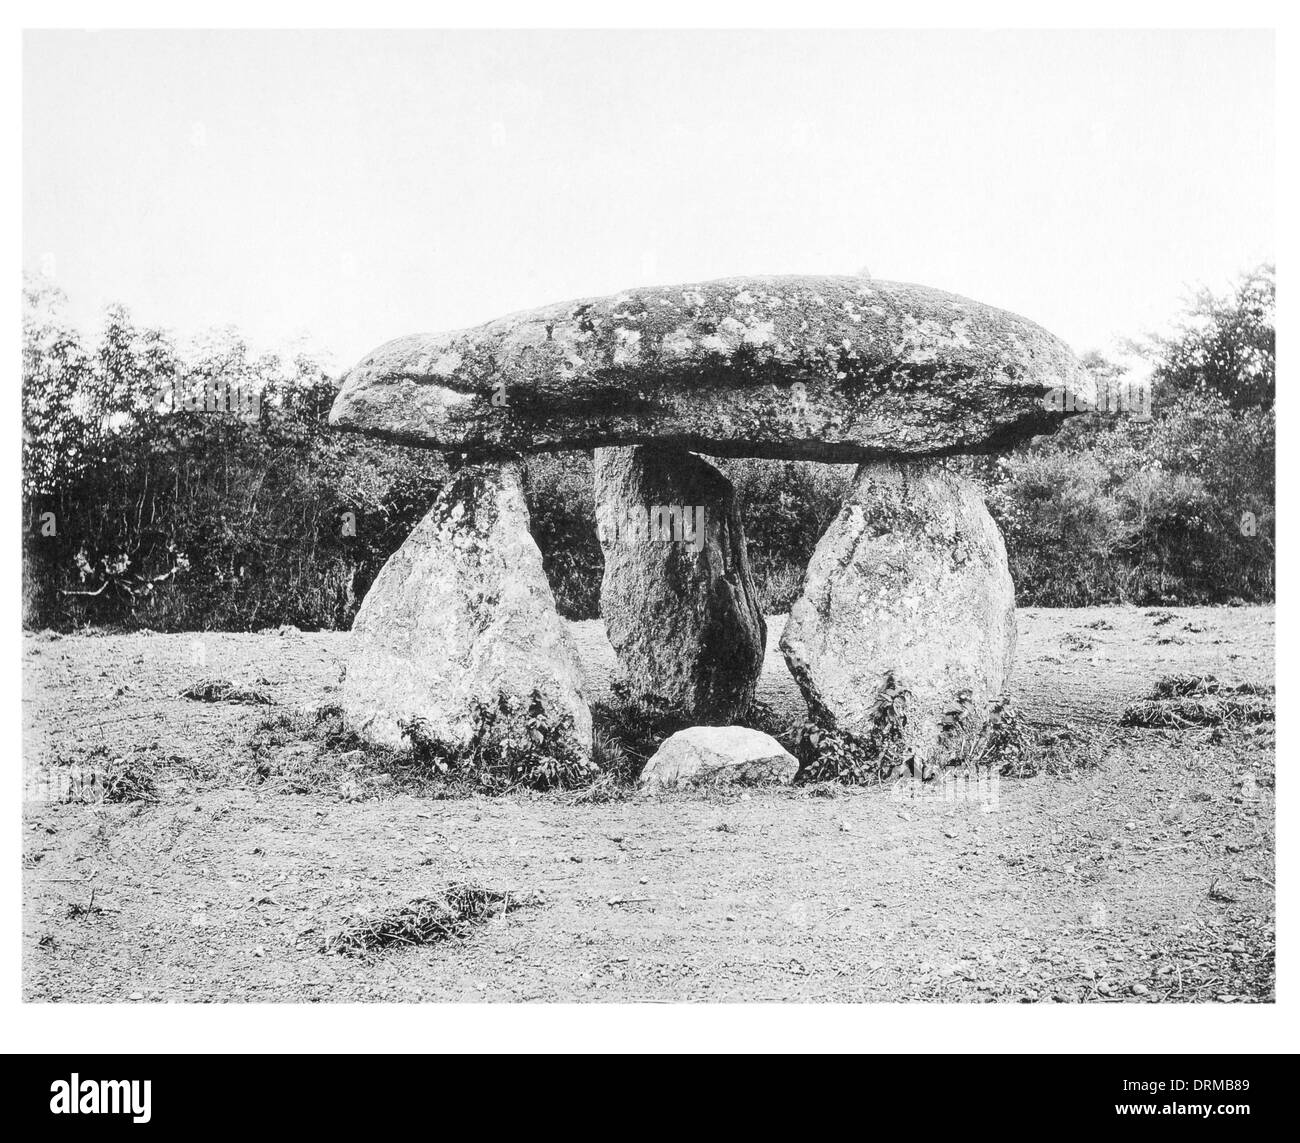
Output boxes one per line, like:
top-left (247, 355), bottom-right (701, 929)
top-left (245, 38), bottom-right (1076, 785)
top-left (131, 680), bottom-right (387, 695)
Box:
top-left (594, 446), bottom-right (766, 725)
top-left (780, 461), bottom-right (1016, 766)
top-left (341, 462), bottom-right (592, 757)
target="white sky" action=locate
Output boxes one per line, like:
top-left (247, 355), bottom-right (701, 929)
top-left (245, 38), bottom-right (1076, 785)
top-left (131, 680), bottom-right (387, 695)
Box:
top-left (23, 28), bottom-right (1274, 370)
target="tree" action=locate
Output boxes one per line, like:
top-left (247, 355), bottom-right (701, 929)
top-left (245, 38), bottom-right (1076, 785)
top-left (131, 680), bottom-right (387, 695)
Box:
top-left (22, 283), bottom-right (448, 631)
top-left (1147, 263), bottom-right (1274, 411)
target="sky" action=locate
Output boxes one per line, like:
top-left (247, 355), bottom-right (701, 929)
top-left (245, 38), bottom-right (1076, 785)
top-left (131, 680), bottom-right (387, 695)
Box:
top-left (23, 29), bottom-right (1274, 370)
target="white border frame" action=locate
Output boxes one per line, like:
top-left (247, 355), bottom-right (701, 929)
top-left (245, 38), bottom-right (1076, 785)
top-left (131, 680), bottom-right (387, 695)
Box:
top-left (4, 1), bottom-right (1292, 1056)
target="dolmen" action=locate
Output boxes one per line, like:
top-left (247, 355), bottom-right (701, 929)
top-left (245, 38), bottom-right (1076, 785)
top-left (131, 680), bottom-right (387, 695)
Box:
top-left (329, 275), bottom-right (1094, 767)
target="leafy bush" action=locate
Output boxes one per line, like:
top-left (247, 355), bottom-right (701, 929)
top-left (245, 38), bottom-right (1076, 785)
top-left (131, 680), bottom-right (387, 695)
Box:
top-left (986, 349), bottom-right (1274, 606)
top-left (795, 671), bottom-right (912, 784)
top-left (403, 690), bottom-right (595, 793)
top-left (22, 279), bottom-right (448, 632)
top-left (719, 459), bottom-right (853, 613)
top-left (999, 265), bottom-right (1272, 605)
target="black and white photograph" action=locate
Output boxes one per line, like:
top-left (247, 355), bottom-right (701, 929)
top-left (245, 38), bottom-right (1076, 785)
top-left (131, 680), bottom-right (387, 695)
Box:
top-left (5, 3), bottom-right (1295, 1115)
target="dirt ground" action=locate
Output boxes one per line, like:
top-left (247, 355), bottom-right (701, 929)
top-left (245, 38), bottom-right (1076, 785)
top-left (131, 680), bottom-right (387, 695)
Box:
top-left (23, 605), bottom-right (1274, 1003)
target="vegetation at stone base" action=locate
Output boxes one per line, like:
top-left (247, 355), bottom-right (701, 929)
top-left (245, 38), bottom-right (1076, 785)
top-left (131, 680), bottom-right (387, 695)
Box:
top-left (795, 671), bottom-right (913, 785)
top-left (790, 673), bottom-right (1106, 785)
top-left (245, 705), bottom-right (432, 799)
top-left (586, 680), bottom-right (708, 779)
top-left (579, 688), bottom-right (798, 793)
top-left (244, 693), bottom-right (599, 799)
top-left (22, 263), bottom-right (1273, 631)
top-left (402, 690), bottom-right (597, 793)
top-left (1121, 674), bottom-right (1276, 730)
top-left (321, 886), bottom-right (538, 957)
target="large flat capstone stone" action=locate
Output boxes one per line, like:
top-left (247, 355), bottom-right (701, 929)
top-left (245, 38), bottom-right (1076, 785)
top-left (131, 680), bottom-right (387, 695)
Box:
top-left (329, 275), bottom-right (1094, 462)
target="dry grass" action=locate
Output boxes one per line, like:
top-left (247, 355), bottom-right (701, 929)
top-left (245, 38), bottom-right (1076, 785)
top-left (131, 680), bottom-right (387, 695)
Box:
top-left (568, 772), bottom-right (635, 805)
top-left (1148, 674), bottom-right (1272, 699)
top-left (321, 885), bottom-right (538, 956)
top-left (1004, 724), bottom-right (1109, 778)
top-left (180, 676), bottom-right (273, 704)
top-left (46, 745), bottom-right (161, 804)
top-left (244, 705), bottom-right (445, 800)
top-left (1121, 675), bottom-right (1276, 729)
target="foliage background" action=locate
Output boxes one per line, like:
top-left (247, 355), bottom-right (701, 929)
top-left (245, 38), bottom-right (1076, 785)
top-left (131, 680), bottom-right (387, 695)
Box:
top-left (22, 266), bottom-right (1274, 632)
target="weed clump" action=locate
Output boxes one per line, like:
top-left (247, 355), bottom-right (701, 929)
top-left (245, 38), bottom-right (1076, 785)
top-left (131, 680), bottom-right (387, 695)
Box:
top-left (402, 689), bottom-right (595, 793)
top-left (249, 690), bottom-right (602, 799)
top-left (938, 691), bottom-right (1034, 773)
top-left (588, 683), bottom-right (685, 779)
top-left (792, 674), bottom-right (1099, 785)
top-left (795, 671), bottom-right (912, 785)
top-left (44, 744), bottom-right (160, 804)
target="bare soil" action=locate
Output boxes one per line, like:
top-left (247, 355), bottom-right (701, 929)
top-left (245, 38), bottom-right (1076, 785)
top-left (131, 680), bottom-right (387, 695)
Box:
top-left (23, 605), bottom-right (1274, 1003)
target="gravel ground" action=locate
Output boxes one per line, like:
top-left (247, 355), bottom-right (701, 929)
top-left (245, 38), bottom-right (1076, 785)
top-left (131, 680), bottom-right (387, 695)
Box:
top-left (22, 605), bottom-right (1274, 1002)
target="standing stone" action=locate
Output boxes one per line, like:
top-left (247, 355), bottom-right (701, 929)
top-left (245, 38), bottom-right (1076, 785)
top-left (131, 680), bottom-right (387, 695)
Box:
top-left (780, 462), bottom-right (1016, 767)
top-left (341, 462), bottom-right (592, 756)
top-left (594, 446), bottom-right (765, 725)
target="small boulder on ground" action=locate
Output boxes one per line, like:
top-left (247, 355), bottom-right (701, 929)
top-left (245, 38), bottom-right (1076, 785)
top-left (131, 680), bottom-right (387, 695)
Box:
top-left (639, 726), bottom-right (798, 788)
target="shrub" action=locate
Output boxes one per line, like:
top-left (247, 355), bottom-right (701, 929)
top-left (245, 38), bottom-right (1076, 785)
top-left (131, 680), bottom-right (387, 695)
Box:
top-left (521, 454), bottom-right (602, 619)
top-left (986, 398), bottom-right (1274, 605)
top-left (795, 671), bottom-right (912, 784)
top-left (720, 458), bottom-right (853, 613)
top-left (404, 690), bottom-right (596, 793)
top-left (22, 282), bottom-right (448, 632)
